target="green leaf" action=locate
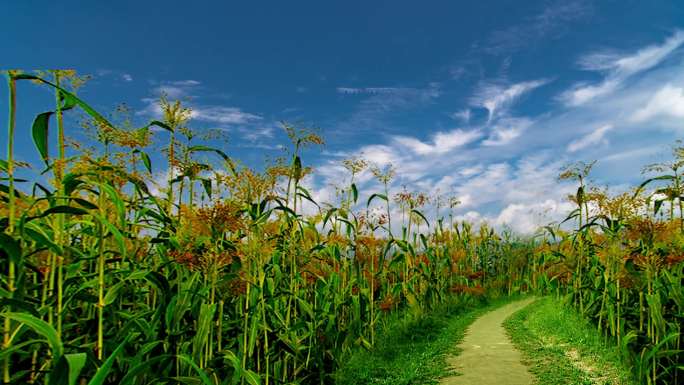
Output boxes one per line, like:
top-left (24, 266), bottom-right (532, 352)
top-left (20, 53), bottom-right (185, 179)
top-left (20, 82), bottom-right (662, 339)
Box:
top-left (32, 111), bottom-right (53, 164)
top-left (188, 145), bottom-right (230, 162)
top-left (0, 233), bottom-right (21, 265)
top-left (24, 223), bottom-right (62, 254)
top-left (242, 369), bottom-right (262, 385)
top-left (87, 337), bottom-right (128, 385)
top-left (119, 354), bottom-right (214, 385)
top-left (99, 182), bottom-right (125, 227)
top-left (11, 73), bottom-right (39, 80)
top-left (149, 120), bottom-right (172, 132)
top-left (60, 92), bottom-right (77, 111)
top-left (351, 183), bottom-right (358, 204)
top-left (35, 205), bottom-right (90, 219)
top-left (48, 84), bottom-right (112, 128)
top-left (200, 178), bottom-right (212, 199)
top-left (0, 299), bottom-right (39, 317)
top-left (50, 353), bottom-right (87, 385)
top-left (411, 209), bottom-right (430, 228)
top-left (19, 76), bottom-right (116, 130)
top-left (133, 150), bottom-right (152, 173)
top-left (94, 214), bottom-right (127, 259)
top-left (63, 173), bottom-right (84, 195)
top-left (3, 312), bottom-right (63, 359)
top-left (23, 224), bottom-right (62, 254)
top-left (367, 193), bottom-right (388, 207)
top-left (654, 199), bottom-right (665, 216)
top-left (103, 281), bottom-right (125, 306)
top-left (72, 197), bottom-right (98, 210)
top-left (296, 185), bottom-right (319, 208)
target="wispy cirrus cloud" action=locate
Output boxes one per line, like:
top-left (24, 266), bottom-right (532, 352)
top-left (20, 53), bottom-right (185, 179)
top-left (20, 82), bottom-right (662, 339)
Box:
top-left (392, 128), bottom-right (482, 155)
top-left (191, 106), bottom-right (261, 125)
top-left (566, 124), bottom-right (613, 152)
top-left (482, 117), bottom-right (534, 146)
top-left (559, 30), bottom-right (684, 106)
top-left (470, 79), bottom-right (549, 121)
top-left (459, 78), bottom-right (547, 147)
top-left (333, 83), bottom-right (442, 136)
top-left (137, 80), bottom-right (272, 143)
top-left (336, 87), bottom-right (404, 95)
top-left (153, 79), bottom-right (201, 98)
top-left (139, 80), bottom-right (261, 125)
top-left (312, 30), bottom-right (684, 234)
top-left (482, 0), bottom-right (592, 55)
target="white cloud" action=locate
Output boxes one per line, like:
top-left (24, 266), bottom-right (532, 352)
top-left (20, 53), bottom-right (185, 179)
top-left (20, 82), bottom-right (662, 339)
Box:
top-left (566, 124), bottom-right (613, 152)
top-left (392, 128), bottom-right (482, 155)
top-left (138, 80), bottom-right (262, 127)
top-left (359, 144), bottom-right (402, 167)
top-left (600, 145), bottom-right (664, 163)
top-left (560, 30), bottom-right (684, 106)
top-left (192, 106), bottom-right (262, 125)
top-left (306, 32), bottom-right (684, 235)
top-left (493, 199), bottom-right (574, 234)
top-left (482, 0), bottom-right (592, 55)
top-left (334, 84), bottom-right (442, 136)
top-left (122, 73), bottom-right (133, 82)
top-left (152, 79), bottom-right (202, 99)
top-left (451, 109), bottom-right (471, 122)
top-left (238, 124), bottom-right (276, 141)
top-left (631, 84), bottom-right (684, 122)
top-left (482, 117), bottom-right (533, 146)
top-left (337, 87), bottom-right (403, 95)
top-left (471, 79), bottom-right (549, 121)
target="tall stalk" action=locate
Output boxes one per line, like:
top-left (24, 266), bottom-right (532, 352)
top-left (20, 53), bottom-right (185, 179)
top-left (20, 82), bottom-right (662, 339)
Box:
top-left (53, 72), bottom-right (66, 338)
top-left (96, 182), bottom-right (106, 360)
top-left (2, 71), bottom-right (17, 385)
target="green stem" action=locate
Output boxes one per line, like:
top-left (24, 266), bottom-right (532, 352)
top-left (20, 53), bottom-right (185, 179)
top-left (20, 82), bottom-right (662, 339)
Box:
top-left (54, 72), bottom-right (65, 339)
top-left (96, 184), bottom-right (106, 360)
top-left (3, 71), bottom-right (17, 385)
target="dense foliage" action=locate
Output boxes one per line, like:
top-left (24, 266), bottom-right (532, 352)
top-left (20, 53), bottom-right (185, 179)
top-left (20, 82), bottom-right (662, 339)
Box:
top-left (1, 70), bottom-right (682, 385)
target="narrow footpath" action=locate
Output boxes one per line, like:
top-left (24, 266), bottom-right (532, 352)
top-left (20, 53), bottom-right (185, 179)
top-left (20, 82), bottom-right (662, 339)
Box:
top-left (440, 298), bottom-right (536, 385)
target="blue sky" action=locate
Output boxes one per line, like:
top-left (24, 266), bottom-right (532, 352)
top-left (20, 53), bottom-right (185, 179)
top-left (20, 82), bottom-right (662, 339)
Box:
top-left (3, 0), bottom-right (684, 232)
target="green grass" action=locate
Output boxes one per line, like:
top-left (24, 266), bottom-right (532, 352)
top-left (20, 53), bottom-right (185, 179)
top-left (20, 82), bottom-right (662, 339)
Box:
top-left (334, 294), bottom-right (522, 385)
top-left (504, 296), bottom-right (637, 385)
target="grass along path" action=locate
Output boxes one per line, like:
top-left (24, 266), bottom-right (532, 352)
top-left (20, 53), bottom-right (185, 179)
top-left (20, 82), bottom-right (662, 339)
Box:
top-left (439, 298), bottom-right (536, 385)
top-left (335, 295), bottom-right (524, 385)
top-left (504, 297), bottom-right (637, 385)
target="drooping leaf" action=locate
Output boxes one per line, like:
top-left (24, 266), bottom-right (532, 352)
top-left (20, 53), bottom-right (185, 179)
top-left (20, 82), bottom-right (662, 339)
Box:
top-left (17, 75), bottom-right (115, 129)
top-left (367, 193), bottom-right (388, 207)
top-left (149, 120), bottom-right (172, 132)
top-left (86, 337), bottom-right (128, 385)
top-left (200, 178), bottom-right (212, 199)
top-left (188, 145), bottom-right (230, 162)
top-left (29, 205), bottom-right (90, 221)
top-left (60, 92), bottom-right (77, 111)
top-left (133, 150), bottom-right (152, 173)
top-left (50, 353), bottom-right (87, 385)
top-left (0, 233), bottom-right (21, 264)
top-left (3, 312), bottom-right (63, 359)
top-left (411, 209), bottom-right (430, 228)
top-left (32, 111), bottom-right (53, 164)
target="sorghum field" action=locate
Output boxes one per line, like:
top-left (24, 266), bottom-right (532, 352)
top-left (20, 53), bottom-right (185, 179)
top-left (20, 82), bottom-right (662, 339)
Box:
top-left (1, 70), bottom-right (682, 384)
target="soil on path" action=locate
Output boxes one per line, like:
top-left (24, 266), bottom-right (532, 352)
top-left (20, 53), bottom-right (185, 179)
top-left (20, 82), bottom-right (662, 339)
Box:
top-left (440, 298), bottom-right (536, 385)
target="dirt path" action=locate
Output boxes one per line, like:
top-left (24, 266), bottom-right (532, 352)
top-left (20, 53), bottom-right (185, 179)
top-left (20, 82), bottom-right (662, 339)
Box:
top-left (440, 298), bottom-right (536, 385)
